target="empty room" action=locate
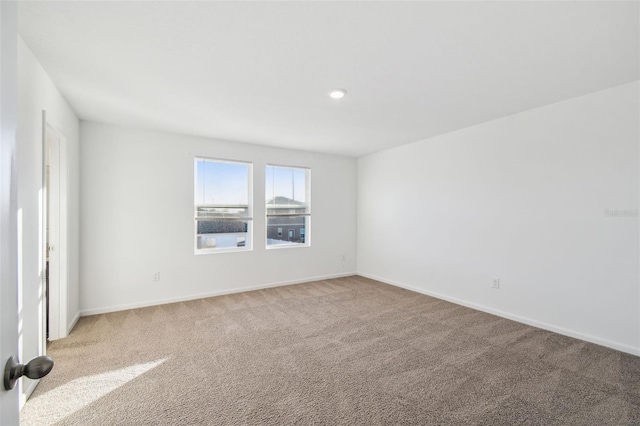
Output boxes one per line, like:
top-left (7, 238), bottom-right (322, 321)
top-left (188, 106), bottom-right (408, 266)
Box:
top-left (1, 1), bottom-right (639, 425)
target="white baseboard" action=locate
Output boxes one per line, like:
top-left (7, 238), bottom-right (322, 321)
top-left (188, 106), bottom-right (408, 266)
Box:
top-left (358, 272), bottom-right (640, 357)
top-left (79, 272), bottom-right (357, 317)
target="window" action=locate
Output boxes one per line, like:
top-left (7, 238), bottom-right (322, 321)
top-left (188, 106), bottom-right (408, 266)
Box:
top-left (266, 165), bottom-right (310, 248)
top-left (195, 158), bottom-right (252, 253)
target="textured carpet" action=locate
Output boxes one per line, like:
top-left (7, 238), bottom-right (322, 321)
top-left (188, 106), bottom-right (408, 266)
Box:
top-left (21, 276), bottom-right (640, 425)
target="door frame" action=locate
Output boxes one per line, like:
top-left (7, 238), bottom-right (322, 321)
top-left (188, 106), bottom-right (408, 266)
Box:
top-left (42, 111), bottom-right (69, 342)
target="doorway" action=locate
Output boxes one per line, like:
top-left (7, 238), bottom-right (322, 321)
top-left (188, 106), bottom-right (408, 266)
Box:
top-left (43, 112), bottom-right (68, 343)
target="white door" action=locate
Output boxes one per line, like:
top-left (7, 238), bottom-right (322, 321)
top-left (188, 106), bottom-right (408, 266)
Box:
top-left (1, 1), bottom-right (20, 424)
top-left (46, 122), bottom-right (67, 341)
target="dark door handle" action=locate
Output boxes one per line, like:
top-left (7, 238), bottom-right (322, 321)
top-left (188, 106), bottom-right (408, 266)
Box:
top-left (4, 355), bottom-right (54, 390)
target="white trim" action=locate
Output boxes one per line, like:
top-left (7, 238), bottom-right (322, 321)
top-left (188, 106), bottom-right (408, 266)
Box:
top-left (67, 311), bottom-right (80, 335)
top-left (79, 272), bottom-right (357, 316)
top-left (358, 272), bottom-right (640, 357)
top-left (194, 244), bottom-right (252, 256)
top-left (39, 113), bottom-right (47, 354)
top-left (265, 242), bottom-right (311, 250)
top-left (19, 379), bottom-right (39, 410)
top-left (58, 130), bottom-right (68, 338)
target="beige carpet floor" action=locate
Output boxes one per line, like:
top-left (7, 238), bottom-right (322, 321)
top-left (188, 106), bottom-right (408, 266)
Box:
top-left (21, 276), bottom-right (640, 425)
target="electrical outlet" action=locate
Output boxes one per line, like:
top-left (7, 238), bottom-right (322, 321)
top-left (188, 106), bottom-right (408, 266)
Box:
top-left (492, 278), bottom-right (500, 289)
top-left (153, 272), bottom-right (160, 282)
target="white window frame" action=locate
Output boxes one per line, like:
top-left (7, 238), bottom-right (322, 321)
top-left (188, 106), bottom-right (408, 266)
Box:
top-left (265, 164), bottom-right (311, 250)
top-left (194, 157), bottom-right (253, 254)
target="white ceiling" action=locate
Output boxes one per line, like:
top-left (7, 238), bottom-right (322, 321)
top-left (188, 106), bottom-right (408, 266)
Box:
top-left (18, 1), bottom-right (639, 157)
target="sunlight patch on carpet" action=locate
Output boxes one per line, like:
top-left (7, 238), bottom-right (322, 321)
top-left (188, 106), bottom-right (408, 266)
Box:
top-left (21, 359), bottom-right (166, 426)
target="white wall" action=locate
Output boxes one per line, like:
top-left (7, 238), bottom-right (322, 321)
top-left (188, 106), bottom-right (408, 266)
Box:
top-left (358, 81), bottom-right (640, 355)
top-left (17, 37), bottom-right (80, 397)
top-left (79, 122), bottom-right (357, 314)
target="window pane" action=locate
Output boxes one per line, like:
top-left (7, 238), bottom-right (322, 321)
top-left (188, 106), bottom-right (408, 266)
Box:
top-left (197, 220), bottom-right (250, 249)
top-left (266, 216), bottom-right (308, 246)
top-left (266, 165), bottom-right (308, 208)
top-left (196, 159), bottom-right (248, 206)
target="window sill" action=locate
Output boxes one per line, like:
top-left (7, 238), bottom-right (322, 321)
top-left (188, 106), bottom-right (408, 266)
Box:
top-left (265, 243), bottom-right (310, 250)
top-left (195, 246), bottom-right (252, 255)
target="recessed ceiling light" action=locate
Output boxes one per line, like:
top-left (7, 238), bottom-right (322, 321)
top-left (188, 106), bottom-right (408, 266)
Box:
top-left (329, 89), bottom-right (347, 99)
